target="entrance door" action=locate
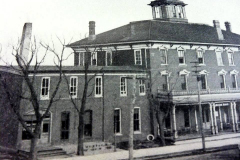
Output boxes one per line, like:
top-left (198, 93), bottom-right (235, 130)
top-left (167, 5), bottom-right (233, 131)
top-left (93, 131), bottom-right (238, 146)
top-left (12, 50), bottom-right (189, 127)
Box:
top-left (202, 107), bottom-right (210, 129)
top-left (40, 114), bottom-right (51, 144)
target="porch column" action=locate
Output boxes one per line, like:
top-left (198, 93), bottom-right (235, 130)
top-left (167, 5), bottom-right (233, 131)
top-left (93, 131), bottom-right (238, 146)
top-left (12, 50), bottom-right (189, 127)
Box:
top-left (172, 104), bottom-right (178, 139)
top-left (230, 102), bottom-right (236, 132)
top-left (195, 106), bottom-right (199, 132)
top-left (212, 103), bottom-right (218, 134)
top-left (189, 107), bottom-right (192, 132)
top-left (233, 102), bottom-right (239, 131)
top-left (219, 106), bottom-right (223, 131)
top-left (209, 103), bottom-right (215, 135)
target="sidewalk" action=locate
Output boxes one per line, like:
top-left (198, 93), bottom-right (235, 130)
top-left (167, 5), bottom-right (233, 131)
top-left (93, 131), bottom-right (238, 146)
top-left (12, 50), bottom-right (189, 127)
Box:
top-left (52, 133), bottom-right (240, 160)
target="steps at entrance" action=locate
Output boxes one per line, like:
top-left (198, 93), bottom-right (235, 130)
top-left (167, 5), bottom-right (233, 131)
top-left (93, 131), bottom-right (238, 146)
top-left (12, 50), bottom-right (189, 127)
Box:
top-left (37, 147), bottom-right (70, 159)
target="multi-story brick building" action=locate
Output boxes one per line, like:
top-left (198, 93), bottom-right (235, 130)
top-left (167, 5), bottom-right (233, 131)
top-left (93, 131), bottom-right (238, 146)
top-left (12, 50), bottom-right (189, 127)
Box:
top-left (18, 0), bottom-right (240, 147)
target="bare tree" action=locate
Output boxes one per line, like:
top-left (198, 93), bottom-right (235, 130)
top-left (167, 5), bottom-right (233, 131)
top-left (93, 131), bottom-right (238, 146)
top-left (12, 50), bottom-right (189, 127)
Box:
top-left (63, 46), bottom-right (104, 156)
top-left (147, 61), bottom-right (182, 146)
top-left (0, 37), bottom-right (69, 160)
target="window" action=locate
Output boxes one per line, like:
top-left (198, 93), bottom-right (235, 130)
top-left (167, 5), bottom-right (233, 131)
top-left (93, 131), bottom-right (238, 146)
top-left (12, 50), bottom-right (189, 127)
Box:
top-left (70, 77), bottom-right (78, 98)
top-left (231, 74), bottom-right (237, 88)
top-left (120, 77), bottom-right (127, 96)
top-left (163, 75), bottom-right (168, 91)
top-left (41, 77), bottom-right (50, 99)
top-left (134, 108), bottom-right (141, 133)
top-left (178, 50), bottom-right (185, 64)
top-left (91, 52), bottom-right (97, 66)
top-left (172, 6), bottom-right (177, 18)
top-left (135, 50), bottom-right (142, 65)
top-left (160, 49), bottom-right (167, 65)
top-left (139, 80), bottom-right (145, 96)
top-left (178, 6), bottom-right (184, 18)
top-left (114, 109), bottom-right (121, 134)
top-left (95, 76), bottom-right (102, 97)
top-left (179, 70), bottom-right (190, 90)
top-left (220, 75), bottom-right (226, 89)
top-left (61, 112), bottom-right (70, 140)
top-left (197, 50), bottom-right (204, 65)
top-left (181, 75), bottom-right (187, 90)
top-left (228, 51), bottom-right (234, 66)
top-left (106, 51), bottom-right (112, 66)
top-left (200, 75), bottom-right (207, 89)
top-left (216, 51), bottom-right (223, 66)
top-left (84, 110), bottom-right (92, 137)
top-left (79, 52), bottom-right (85, 66)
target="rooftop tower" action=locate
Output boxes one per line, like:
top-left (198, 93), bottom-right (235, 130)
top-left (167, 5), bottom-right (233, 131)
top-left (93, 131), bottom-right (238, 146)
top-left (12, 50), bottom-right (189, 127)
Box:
top-left (148, 0), bottom-right (188, 23)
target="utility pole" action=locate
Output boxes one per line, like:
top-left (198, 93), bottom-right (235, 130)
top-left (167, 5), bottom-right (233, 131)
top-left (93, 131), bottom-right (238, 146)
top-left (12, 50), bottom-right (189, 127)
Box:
top-left (191, 61), bottom-right (206, 152)
top-left (129, 75), bottom-right (136, 160)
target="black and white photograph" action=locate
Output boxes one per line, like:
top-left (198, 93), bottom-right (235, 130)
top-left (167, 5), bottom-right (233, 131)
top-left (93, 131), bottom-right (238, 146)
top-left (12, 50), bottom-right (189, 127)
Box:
top-left (1, 0), bottom-right (240, 159)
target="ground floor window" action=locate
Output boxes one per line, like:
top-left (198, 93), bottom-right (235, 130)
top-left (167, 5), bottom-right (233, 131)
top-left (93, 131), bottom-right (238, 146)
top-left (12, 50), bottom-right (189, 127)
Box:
top-left (61, 112), bottom-right (70, 140)
top-left (84, 110), bottom-right (92, 137)
top-left (134, 108), bottom-right (141, 132)
top-left (114, 108), bottom-right (121, 134)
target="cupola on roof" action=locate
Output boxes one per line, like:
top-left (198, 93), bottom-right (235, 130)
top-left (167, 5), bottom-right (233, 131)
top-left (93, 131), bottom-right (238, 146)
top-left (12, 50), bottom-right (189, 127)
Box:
top-left (149, 0), bottom-right (188, 23)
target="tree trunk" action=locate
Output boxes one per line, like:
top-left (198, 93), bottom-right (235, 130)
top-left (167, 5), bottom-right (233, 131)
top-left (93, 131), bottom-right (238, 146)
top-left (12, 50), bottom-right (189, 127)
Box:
top-left (29, 124), bottom-right (41, 160)
top-left (77, 60), bottom-right (89, 156)
top-left (77, 113), bottom-right (84, 155)
top-left (156, 109), bottom-right (166, 146)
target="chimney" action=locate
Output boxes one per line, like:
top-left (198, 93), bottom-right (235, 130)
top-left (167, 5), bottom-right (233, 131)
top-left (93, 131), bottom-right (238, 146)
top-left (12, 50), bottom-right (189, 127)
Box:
top-left (225, 21), bottom-right (232, 32)
top-left (88, 21), bottom-right (96, 41)
top-left (213, 20), bottom-right (224, 40)
top-left (19, 23), bottom-right (32, 64)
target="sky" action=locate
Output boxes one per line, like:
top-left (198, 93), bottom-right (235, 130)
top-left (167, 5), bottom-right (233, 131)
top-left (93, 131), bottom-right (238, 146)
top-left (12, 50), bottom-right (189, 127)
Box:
top-left (1, 0), bottom-right (240, 65)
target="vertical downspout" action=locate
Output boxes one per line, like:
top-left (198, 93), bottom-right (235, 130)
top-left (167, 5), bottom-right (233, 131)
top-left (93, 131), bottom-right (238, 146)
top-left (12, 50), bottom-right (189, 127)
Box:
top-left (102, 72), bottom-right (105, 141)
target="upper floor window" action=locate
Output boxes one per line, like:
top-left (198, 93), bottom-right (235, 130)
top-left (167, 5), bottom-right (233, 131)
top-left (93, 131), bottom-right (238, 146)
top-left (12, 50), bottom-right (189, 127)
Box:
top-left (70, 77), bottom-right (78, 98)
top-left (227, 51), bottom-right (234, 66)
top-left (178, 50), bottom-right (185, 65)
top-left (200, 75), bottom-right (207, 90)
top-left (218, 69), bottom-right (227, 89)
top-left (134, 107), bottom-right (141, 133)
top-left (197, 50), bottom-right (204, 65)
top-left (139, 80), bottom-right (145, 96)
top-left (79, 52), bottom-right (85, 66)
top-left (216, 51), bottom-right (223, 66)
top-left (95, 76), bottom-right (102, 97)
top-left (230, 70), bottom-right (239, 89)
top-left (162, 75), bottom-right (168, 91)
top-left (41, 77), bottom-right (50, 99)
top-left (231, 74), bottom-right (237, 89)
top-left (181, 75), bottom-right (187, 90)
top-left (91, 52), bottom-right (97, 66)
top-left (160, 49), bottom-right (167, 65)
top-left (179, 69), bottom-right (190, 91)
top-left (120, 77), bottom-right (127, 96)
top-left (114, 108), bottom-right (121, 134)
top-left (219, 75), bottom-right (226, 89)
top-left (106, 51), bottom-right (112, 66)
top-left (134, 50), bottom-right (142, 65)
top-left (161, 70), bottom-right (171, 91)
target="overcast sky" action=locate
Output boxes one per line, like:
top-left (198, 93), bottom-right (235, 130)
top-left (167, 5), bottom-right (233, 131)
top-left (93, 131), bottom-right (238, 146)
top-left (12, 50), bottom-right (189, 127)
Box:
top-left (1, 0), bottom-right (240, 65)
